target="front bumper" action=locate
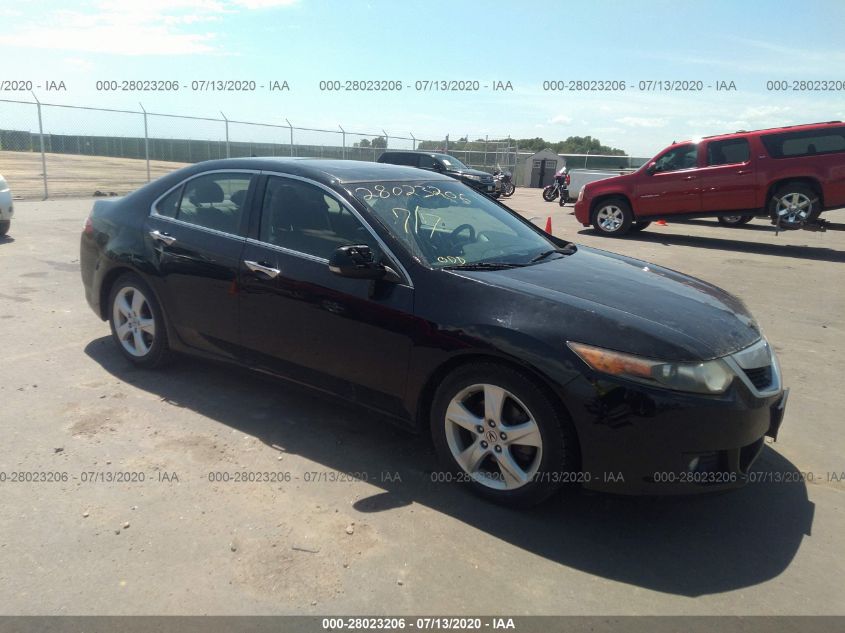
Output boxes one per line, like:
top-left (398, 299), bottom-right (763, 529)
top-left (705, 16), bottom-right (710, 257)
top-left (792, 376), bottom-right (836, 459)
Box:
top-left (574, 198), bottom-right (590, 225)
top-left (559, 373), bottom-right (787, 495)
top-left (463, 179), bottom-right (496, 197)
top-left (0, 191), bottom-right (13, 221)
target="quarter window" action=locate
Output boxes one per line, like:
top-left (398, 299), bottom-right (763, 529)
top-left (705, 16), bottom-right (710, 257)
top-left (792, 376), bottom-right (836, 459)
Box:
top-left (653, 144), bottom-right (698, 172)
top-left (707, 139), bottom-right (750, 166)
top-left (762, 126), bottom-right (845, 158)
top-left (259, 177), bottom-right (375, 259)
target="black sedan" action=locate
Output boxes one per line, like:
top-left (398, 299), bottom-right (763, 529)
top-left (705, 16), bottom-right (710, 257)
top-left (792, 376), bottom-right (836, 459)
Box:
top-left (80, 158), bottom-right (788, 506)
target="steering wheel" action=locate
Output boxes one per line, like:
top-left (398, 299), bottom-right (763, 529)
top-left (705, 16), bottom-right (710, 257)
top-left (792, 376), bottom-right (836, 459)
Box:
top-left (450, 223), bottom-right (476, 242)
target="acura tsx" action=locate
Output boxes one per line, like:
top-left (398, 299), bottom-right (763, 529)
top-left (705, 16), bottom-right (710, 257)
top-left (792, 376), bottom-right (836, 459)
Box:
top-left (80, 158), bottom-right (788, 506)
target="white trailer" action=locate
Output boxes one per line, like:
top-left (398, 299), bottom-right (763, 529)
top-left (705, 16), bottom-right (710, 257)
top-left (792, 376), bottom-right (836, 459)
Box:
top-left (566, 168), bottom-right (636, 201)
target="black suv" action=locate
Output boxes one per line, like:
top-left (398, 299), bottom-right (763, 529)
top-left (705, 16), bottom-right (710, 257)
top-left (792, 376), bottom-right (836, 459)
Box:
top-left (377, 150), bottom-right (497, 196)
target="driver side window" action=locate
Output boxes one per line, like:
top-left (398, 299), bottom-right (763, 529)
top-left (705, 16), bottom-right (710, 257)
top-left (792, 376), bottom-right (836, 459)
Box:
top-left (259, 177), bottom-right (376, 260)
top-left (654, 144), bottom-right (698, 172)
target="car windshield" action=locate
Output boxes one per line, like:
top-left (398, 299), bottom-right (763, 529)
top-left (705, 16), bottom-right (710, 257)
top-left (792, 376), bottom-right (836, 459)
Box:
top-left (348, 180), bottom-right (560, 268)
top-left (438, 155), bottom-right (468, 170)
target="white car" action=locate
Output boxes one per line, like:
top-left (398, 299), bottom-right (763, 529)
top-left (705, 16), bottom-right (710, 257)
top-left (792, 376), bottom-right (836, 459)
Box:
top-left (0, 174), bottom-right (13, 236)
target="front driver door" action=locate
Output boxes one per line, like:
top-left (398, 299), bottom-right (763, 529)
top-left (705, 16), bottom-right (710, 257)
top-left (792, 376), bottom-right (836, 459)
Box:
top-left (238, 174), bottom-right (415, 417)
top-left (634, 143), bottom-right (702, 217)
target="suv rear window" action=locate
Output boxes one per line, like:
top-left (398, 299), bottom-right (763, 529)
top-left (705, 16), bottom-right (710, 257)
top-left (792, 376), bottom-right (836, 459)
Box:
top-left (761, 126), bottom-right (845, 159)
top-left (707, 139), bottom-right (750, 165)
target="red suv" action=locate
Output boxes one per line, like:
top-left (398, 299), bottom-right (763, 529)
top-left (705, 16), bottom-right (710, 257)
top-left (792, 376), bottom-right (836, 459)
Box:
top-left (574, 121), bottom-right (845, 236)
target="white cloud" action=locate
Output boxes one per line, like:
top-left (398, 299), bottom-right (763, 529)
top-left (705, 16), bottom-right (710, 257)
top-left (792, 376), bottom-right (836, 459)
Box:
top-left (4, 0), bottom-right (298, 55)
top-left (616, 116), bottom-right (667, 128)
top-left (549, 114), bottom-right (572, 124)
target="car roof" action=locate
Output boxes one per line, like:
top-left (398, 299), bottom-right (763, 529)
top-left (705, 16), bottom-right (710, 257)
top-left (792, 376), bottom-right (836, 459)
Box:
top-left (670, 120), bottom-right (844, 146)
top-left (175, 157), bottom-right (454, 184)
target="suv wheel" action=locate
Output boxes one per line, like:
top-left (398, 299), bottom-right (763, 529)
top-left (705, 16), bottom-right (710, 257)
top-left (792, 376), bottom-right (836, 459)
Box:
top-left (430, 363), bottom-right (578, 507)
top-left (718, 215), bottom-right (754, 226)
top-left (0, 220), bottom-right (9, 236)
top-left (592, 198), bottom-right (633, 236)
top-left (108, 273), bottom-right (172, 368)
top-left (769, 184), bottom-right (820, 229)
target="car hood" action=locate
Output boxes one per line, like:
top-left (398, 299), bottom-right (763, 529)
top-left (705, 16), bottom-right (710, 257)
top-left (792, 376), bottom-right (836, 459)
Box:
top-left (456, 246), bottom-right (761, 361)
top-left (454, 168), bottom-right (492, 178)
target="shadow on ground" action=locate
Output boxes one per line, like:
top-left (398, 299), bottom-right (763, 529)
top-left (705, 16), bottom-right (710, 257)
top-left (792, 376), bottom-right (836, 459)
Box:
top-left (86, 338), bottom-right (814, 598)
top-left (578, 226), bottom-right (845, 263)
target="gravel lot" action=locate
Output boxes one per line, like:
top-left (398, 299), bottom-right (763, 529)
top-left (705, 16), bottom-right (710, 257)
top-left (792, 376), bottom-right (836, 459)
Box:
top-left (0, 190), bottom-right (843, 615)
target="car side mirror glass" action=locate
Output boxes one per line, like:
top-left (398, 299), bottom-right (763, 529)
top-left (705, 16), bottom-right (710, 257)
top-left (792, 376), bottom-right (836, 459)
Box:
top-left (646, 162), bottom-right (658, 175)
top-left (328, 245), bottom-right (401, 283)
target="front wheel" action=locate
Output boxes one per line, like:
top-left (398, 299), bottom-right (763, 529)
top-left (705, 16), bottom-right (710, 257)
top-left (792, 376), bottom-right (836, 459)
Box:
top-left (501, 182), bottom-right (515, 197)
top-left (769, 184), bottom-right (820, 229)
top-left (542, 186), bottom-right (558, 202)
top-left (592, 198), bottom-right (634, 236)
top-left (0, 220), bottom-right (9, 236)
top-left (431, 363), bottom-right (578, 507)
top-left (108, 273), bottom-right (172, 368)
top-left (718, 214), bottom-right (754, 227)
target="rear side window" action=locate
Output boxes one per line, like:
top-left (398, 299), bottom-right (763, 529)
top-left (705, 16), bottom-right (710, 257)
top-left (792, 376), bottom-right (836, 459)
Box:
top-left (761, 126), bottom-right (845, 158)
top-left (707, 139), bottom-right (750, 165)
top-left (167, 172), bottom-right (251, 235)
top-left (381, 153), bottom-right (415, 166)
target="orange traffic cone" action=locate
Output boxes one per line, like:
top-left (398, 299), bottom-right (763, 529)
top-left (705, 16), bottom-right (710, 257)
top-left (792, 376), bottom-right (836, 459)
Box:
top-left (545, 216), bottom-right (553, 234)
top-left (656, 219), bottom-right (667, 226)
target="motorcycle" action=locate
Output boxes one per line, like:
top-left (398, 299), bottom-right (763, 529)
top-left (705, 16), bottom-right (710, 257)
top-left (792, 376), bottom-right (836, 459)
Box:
top-left (493, 167), bottom-right (515, 198)
top-left (542, 166), bottom-right (570, 205)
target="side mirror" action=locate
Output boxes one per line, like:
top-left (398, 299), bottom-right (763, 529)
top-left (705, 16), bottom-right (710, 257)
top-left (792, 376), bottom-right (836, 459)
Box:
top-left (328, 245), bottom-right (401, 283)
top-left (433, 162), bottom-right (445, 172)
top-left (646, 162), bottom-right (658, 175)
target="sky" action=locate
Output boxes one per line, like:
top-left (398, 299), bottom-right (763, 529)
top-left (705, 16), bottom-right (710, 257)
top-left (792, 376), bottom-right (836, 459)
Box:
top-left (2, 0), bottom-right (845, 156)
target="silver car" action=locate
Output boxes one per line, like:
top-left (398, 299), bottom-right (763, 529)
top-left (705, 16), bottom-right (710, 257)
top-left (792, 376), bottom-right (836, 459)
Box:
top-left (0, 174), bottom-right (13, 236)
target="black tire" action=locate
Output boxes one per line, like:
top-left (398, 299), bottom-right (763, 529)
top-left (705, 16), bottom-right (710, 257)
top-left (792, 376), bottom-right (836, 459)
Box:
top-left (591, 197), bottom-right (634, 236)
top-left (717, 214), bottom-right (754, 227)
top-left (501, 182), bottom-right (515, 197)
top-left (107, 273), bottom-right (172, 369)
top-left (768, 183), bottom-right (821, 229)
top-left (430, 362), bottom-right (579, 507)
top-left (629, 221), bottom-right (651, 232)
top-left (542, 186), bottom-right (558, 202)
top-left (0, 220), bottom-right (9, 236)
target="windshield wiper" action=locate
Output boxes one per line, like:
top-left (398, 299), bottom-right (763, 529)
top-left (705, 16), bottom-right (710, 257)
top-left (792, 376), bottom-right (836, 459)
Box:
top-left (529, 245), bottom-right (577, 263)
top-left (442, 262), bottom-right (528, 271)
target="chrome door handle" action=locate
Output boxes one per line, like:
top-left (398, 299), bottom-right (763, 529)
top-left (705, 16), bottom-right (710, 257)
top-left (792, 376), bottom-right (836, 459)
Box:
top-left (149, 230), bottom-right (176, 246)
top-left (244, 260), bottom-right (280, 278)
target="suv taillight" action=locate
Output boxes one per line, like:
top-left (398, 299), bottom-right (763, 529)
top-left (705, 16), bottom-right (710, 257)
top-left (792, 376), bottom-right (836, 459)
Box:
top-left (565, 173), bottom-right (571, 186)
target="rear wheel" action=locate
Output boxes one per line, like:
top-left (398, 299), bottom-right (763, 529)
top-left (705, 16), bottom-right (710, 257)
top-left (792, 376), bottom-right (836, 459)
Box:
top-left (431, 363), bottom-right (578, 507)
top-left (542, 186), bottom-right (558, 202)
top-left (0, 220), bottom-right (9, 236)
top-left (501, 182), bottom-right (515, 197)
top-left (108, 273), bottom-right (172, 368)
top-left (769, 184), bottom-right (820, 229)
top-left (718, 214), bottom-right (754, 226)
top-left (592, 198), bottom-right (633, 236)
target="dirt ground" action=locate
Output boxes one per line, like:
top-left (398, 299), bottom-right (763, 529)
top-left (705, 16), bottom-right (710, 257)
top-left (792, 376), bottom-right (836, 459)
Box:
top-left (0, 151), bottom-right (187, 199)
top-left (0, 187), bottom-right (843, 616)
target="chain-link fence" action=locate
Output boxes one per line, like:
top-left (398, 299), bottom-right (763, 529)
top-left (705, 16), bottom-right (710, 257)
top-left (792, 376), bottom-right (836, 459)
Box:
top-left (0, 98), bottom-right (647, 198)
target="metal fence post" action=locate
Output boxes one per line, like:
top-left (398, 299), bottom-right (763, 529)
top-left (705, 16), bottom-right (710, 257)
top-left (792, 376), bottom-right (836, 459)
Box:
top-left (220, 111), bottom-right (230, 158)
top-left (30, 92), bottom-right (49, 199)
top-left (139, 102), bottom-right (151, 182)
top-left (339, 125), bottom-right (346, 159)
top-left (382, 129), bottom-right (389, 149)
top-left (285, 118), bottom-right (294, 156)
top-left (445, 134), bottom-right (449, 152)
top-left (410, 133), bottom-right (416, 150)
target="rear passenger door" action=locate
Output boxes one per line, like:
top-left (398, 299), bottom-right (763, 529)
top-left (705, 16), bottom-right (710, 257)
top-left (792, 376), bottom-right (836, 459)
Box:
top-left (238, 173), bottom-right (415, 416)
top-left (146, 170), bottom-right (256, 359)
top-left (697, 138), bottom-right (757, 212)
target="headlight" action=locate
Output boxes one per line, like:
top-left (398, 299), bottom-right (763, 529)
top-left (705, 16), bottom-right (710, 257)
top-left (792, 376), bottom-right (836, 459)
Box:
top-left (464, 174), bottom-right (482, 181)
top-left (567, 342), bottom-right (734, 394)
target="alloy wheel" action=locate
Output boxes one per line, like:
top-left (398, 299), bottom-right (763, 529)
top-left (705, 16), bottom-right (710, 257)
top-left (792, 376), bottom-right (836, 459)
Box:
top-left (775, 192), bottom-right (813, 225)
top-left (444, 383), bottom-right (543, 490)
top-left (112, 286), bottom-right (156, 357)
top-left (596, 205), bottom-right (624, 232)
